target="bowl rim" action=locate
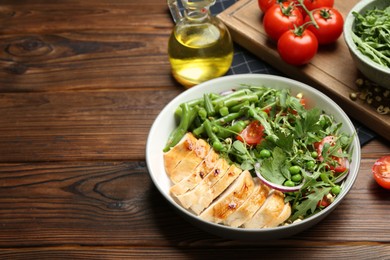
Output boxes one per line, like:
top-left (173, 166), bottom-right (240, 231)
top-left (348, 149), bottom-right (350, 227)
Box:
top-left (343, 0), bottom-right (390, 75)
top-left (146, 74), bottom-right (361, 238)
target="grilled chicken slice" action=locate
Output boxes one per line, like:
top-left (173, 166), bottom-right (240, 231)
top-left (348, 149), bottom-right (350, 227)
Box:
top-left (199, 170), bottom-right (255, 224)
top-left (166, 137), bottom-right (211, 184)
top-left (163, 133), bottom-right (198, 180)
top-left (164, 133), bottom-right (292, 228)
top-left (190, 163), bottom-right (242, 215)
top-left (242, 190), bottom-right (286, 229)
top-left (174, 158), bottom-right (230, 210)
top-left (170, 149), bottom-right (220, 197)
top-left (264, 201), bottom-right (291, 228)
top-left (222, 178), bottom-right (270, 228)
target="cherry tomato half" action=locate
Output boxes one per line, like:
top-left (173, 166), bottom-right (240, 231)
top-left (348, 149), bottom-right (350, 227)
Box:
top-left (277, 28), bottom-right (318, 65)
top-left (237, 121), bottom-right (264, 145)
top-left (305, 8), bottom-right (344, 44)
top-left (314, 136), bottom-right (348, 174)
top-left (317, 195), bottom-right (331, 208)
top-left (372, 155), bottom-right (390, 190)
top-left (303, 0), bottom-right (334, 11)
top-left (263, 2), bottom-right (304, 42)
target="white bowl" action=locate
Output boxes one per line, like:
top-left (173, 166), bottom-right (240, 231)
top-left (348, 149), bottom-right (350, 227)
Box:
top-left (344, 0), bottom-right (390, 89)
top-left (146, 74), bottom-right (361, 240)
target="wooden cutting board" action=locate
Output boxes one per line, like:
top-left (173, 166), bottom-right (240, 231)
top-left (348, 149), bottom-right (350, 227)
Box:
top-left (218, 0), bottom-right (390, 141)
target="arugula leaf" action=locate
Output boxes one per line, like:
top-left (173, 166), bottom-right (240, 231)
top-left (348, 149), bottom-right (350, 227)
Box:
top-left (290, 187), bottom-right (331, 221)
top-left (302, 108), bottom-right (322, 133)
top-left (275, 130), bottom-right (294, 152)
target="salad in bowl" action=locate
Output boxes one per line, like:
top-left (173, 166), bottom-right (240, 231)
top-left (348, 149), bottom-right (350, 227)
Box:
top-left (146, 74), bottom-right (360, 240)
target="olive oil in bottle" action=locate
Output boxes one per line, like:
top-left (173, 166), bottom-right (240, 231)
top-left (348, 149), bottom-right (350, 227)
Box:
top-left (167, 0), bottom-right (233, 88)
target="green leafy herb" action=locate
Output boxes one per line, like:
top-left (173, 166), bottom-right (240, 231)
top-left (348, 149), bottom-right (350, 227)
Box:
top-left (291, 187), bottom-right (331, 221)
top-left (352, 6), bottom-right (390, 68)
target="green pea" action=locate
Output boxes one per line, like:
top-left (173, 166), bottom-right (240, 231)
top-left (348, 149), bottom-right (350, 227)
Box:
top-left (284, 180), bottom-right (295, 187)
top-left (259, 149), bottom-right (271, 158)
top-left (311, 151), bottom-right (318, 159)
top-left (291, 174), bottom-right (302, 183)
top-left (331, 185), bottom-right (341, 195)
top-left (306, 160), bottom-right (315, 170)
top-left (212, 141), bottom-right (224, 152)
top-left (289, 165), bottom-right (301, 175)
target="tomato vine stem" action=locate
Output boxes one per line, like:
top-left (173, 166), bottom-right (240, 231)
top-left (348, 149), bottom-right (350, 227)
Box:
top-left (296, 0), bottom-right (319, 29)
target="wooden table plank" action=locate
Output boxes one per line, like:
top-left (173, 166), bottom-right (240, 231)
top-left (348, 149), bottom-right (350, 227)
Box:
top-left (0, 1), bottom-right (175, 93)
top-left (0, 245), bottom-right (389, 259)
top-left (0, 90), bottom-right (181, 162)
top-left (0, 139), bottom-right (389, 247)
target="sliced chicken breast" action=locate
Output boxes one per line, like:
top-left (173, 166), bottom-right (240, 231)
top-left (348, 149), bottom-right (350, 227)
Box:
top-left (199, 170), bottom-right (255, 224)
top-left (242, 190), bottom-right (286, 229)
top-left (170, 149), bottom-right (220, 197)
top-left (264, 201), bottom-right (291, 228)
top-left (167, 138), bottom-right (211, 184)
top-left (174, 158), bottom-right (230, 210)
top-left (222, 178), bottom-right (271, 228)
top-left (163, 133), bottom-right (198, 180)
top-left (190, 163), bottom-right (242, 215)
top-left (164, 133), bottom-right (292, 229)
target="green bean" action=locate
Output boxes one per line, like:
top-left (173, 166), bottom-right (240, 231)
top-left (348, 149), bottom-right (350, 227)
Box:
top-left (214, 110), bottom-right (245, 125)
top-left (211, 89), bottom-right (253, 105)
top-left (192, 125), bottom-right (204, 137)
top-left (163, 103), bottom-right (197, 152)
top-left (230, 100), bottom-right (250, 112)
top-left (204, 93), bottom-right (216, 116)
top-left (229, 120), bottom-right (247, 133)
top-left (198, 107), bottom-right (207, 121)
top-left (209, 93), bottom-right (221, 100)
top-left (223, 93), bottom-right (259, 108)
top-left (219, 106), bottom-right (229, 117)
top-left (203, 119), bottom-right (225, 152)
top-left (174, 98), bottom-right (204, 118)
top-left (213, 120), bottom-right (247, 139)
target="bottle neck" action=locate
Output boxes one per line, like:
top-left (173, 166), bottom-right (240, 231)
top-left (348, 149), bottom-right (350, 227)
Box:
top-left (184, 7), bottom-right (211, 22)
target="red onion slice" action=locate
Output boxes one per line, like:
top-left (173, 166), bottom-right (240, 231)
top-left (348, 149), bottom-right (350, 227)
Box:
top-left (219, 90), bottom-right (235, 96)
top-left (254, 163), bottom-right (303, 192)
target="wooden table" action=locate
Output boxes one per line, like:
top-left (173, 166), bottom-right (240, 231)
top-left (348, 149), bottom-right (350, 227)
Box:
top-left (0, 1), bottom-right (389, 258)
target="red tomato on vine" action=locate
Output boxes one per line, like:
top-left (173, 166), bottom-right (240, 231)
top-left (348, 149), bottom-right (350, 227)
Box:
top-left (304, 8), bottom-right (344, 44)
top-left (258, 0), bottom-right (290, 13)
top-left (263, 2), bottom-right (304, 42)
top-left (303, 0), bottom-right (334, 11)
top-left (277, 28), bottom-right (318, 65)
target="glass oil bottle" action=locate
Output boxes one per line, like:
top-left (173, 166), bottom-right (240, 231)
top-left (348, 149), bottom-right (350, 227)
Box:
top-left (167, 0), bottom-right (233, 88)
